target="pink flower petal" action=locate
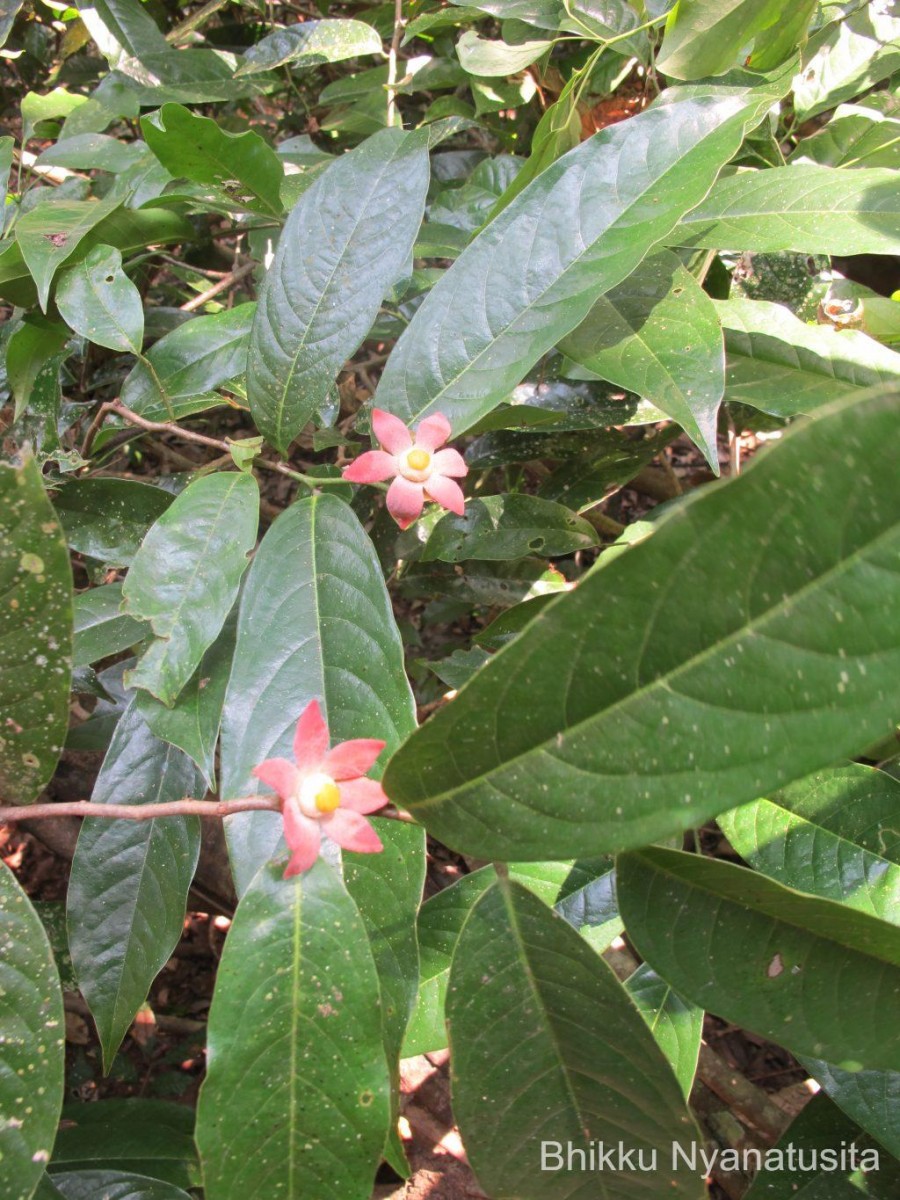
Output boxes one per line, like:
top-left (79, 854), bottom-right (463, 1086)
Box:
top-left (252, 758), bottom-right (299, 802)
top-left (431, 447), bottom-right (468, 478)
top-left (338, 776), bottom-right (389, 814)
top-left (342, 450), bottom-right (397, 484)
top-left (386, 476), bottom-right (425, 529)
top-left (282, 802), bottom-right (321, 875)
top-left (323, 808), bottom-right (384, 854)
top-left (415, 412), bottom-right (452, 452)
top-left (324, 738), bottom-right (386, 781)
top-left (293, 700), bottom-right (329, 771)
top-left (425, 474), bottom-right (466, 516)
top-left (372, 408), bottom-right (412, 455)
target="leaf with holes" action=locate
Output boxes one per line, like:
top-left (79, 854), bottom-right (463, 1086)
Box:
top-left (55, 245), bottom-right (144, 354)
top-left (196, 860), bottom-right (390, 1200)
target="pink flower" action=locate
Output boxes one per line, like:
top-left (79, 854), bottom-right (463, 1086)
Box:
top-left (252, 700), bottom-right (387, 878)
top-left (342, 409), bottom-right (468, 530)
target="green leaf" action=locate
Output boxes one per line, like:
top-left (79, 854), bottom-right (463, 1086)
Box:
top-left (54, 478), bottom-right (173, 567)
top-left (657, 0), bottom-right (793, 80)
top-left (717, 298), bottom-right (900, 416)
top-left (456, 30), bottom-right (552, 76)
top-left (134, 605), bottom-right (237, 789)
top-left (797, 1058), bottom-right (900, 1161)
top-left (55, 245), bottom-right (143, 354)
top-left (120, 304), bottom-right (255, 421)
top-left (196, 860), bottom-right (390, 1200)
top-left (5, 315), bottom-right (71, 419)
top-left (237, 19), bottom-right (382, 76)
top-left (793, 103), bottom-right (900, 170)
top-left (49, 1100), bottom-right (198, 1188)
top-left (743, 1092), bottom-right (896, 1200)
top-left (794, 6), bottom-right (900, 122)
top-left (50, 1172), bottom-right (192, 1200)
top-left (76, 0), bottom-right (169, 67)
top-left (67, 700), bottom-right (204, 1068)
top-left (422, 493), bottom-right (597, 562)
top-left (220, 494), bottom-right (415, 895)
top-left (618, 846), bottom-right (900, 1071)
top-left (427, 646), bottom-right (492, 690)
top-left (382, 386), bottom-right (900, 862)
top-left (142, 104), bottom-right (284, 217)
top-left (36, 134), bottom-right (148, 174)
top-left (123, 473), bottom-right (258, 706)
top-left (0, 457), bottom-right (72, 806)
top-left (677, 165), bottom-right (900, 254)
top-left (559, 250), bottom-right (725, 467)
top-left (74, 583), bottom-right (148, 667)
top-left (0, 860), bottom-right (65, 1200)
top-left (0, 1), bottom-right (24, 48)
top-left (248, 128), bottom-right (429, 454)
top-left (15, 194), bottom-right (121, 311)
top-left (374, 80), bottom-right (788, 434)
top-left (449, 0), bottom-right (562, 30)
top-left (447, 877), bottom-right (704, 1198)
top-left (624, 964), bottom-right (703, 1100)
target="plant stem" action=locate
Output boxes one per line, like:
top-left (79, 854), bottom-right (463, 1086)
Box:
top-left (386, 0), bottom-right (404, 128)
top-left (0, 797), bottom-right (416, 824)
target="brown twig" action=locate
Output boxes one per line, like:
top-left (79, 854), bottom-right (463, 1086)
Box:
top-left (0, 797), bottom-right (416, 825)
top-left (179, 262), bottom-right (255, 312)
top-left (696, 1044), bottom-right (790, 1144)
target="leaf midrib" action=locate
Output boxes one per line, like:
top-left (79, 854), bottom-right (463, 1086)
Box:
top-left (406, 489), bottom-right (900, 810)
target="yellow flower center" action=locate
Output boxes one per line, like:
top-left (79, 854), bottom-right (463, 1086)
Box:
top-left (399, 446), bottom-right (432, 483)
top-left (298, 772), bottom-right (341, 818)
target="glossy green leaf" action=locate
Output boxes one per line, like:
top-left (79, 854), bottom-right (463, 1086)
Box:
top-left (657, 0), bottom-right (792, 80)
top-left (196, 860), bottom-right (390, 1200)
top-left (50, 1172), bottom-right (191, 1200)
top-left (49, 1100), bottom-right (198, 1188)
top-left (36, 134), bottom-right (147, 174)
top-left (618, 846), bottom-right (900, 1071)
top-left (793, 104), bottom-right (900, 170)
top-left (236, 19), bottom-right (383, 76)
top-left (123, 472), bottom-right (258, 706)
top-left (383, 387), bottom-right (900, 861)
top-left (719, 764), bottom-right (900, 922)
top-left (120, 304), bottom-right (255, 421)
top-left (142, 104), bottom-right (284, 217)
top-left (797, 1058), bottom-right (900, 1161)
top-left (447, 877), bottom-right (703, 1198)
top-left (456, 30), bottom-right (552, 76)
top-left (248, 128), bottom-right (429, 454)
top-left (6, 315), bottom-right (70, 419)
top-left (717, 299), bottom-right (900, 416)
top-left (134, 606), bottom-right (236, 790)
top-left (559, 250), bottom-right (725, 467)
top-left (76, 0), bottom-right (169, 67)
top-left (73, 583), bottom-right (148, 667)
top-left (15, 194), bottom-right (120, 310)
top-left (794, 6), bottom-right (900, 121)
top-left (406, 861), bottom-right (616, 1057)
top-left (0, 1), bottom-right (23, 48)
top-left (55, 245), bottom-right (144, 354)
top-left (0, 457), bottom-right (72, 806)
top-left (449, 0), bottom-right (562, 29)
top-left (54, 478), bottom-right (173, 566)
top-left (374, 81), bottom-right (787, 434)
top-left (677, 165), bottom-right (900, 254)
top-left (422, 494), bottom-right (597, 562)
top-left (67, 700), bottom-right (203, 1068)
top-left (624, 964), bottom-right (703, 1100)
top-left (0, 208), bottom-right (192, 310)
top-left (0, 860), bottom-right (65, 1200)
top-left (743, 1092), bottom-right (897, 1200)
top-left (220, 494), bottom-right (415, 895)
